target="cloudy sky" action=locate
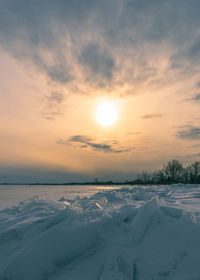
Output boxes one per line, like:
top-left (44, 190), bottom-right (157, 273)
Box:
top-left (1, 0), bottom-right (200, 183)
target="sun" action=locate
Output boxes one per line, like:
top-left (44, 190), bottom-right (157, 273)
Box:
top-left (95, 100), bottom-right (118, 127)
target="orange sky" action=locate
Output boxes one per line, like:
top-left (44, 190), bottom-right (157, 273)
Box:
top-left (1, 1), bottom-right (200, 182)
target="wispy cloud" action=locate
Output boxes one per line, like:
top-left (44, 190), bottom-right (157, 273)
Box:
top-left (58, 135), bottom-right (132, 153)
top-left (41, 91), bottom-right (66, 120)
top-left (1, 0), bottom-right (200, 96)
top-left (47, 91), bottom-right (65, 105)
top-left (141, 114), bottom-right (163, 119)
top-left (177, 126), bottom-right (200, 140)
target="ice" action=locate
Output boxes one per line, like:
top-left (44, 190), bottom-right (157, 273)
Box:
top-left (1, 185), bottom-right (200, 279)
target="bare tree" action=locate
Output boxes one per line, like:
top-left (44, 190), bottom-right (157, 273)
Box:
top-left (152, 170), bottom-right (166, 184)
top-left (163, 159), bottom-right (183, 183)
top-left (181, 167), bottom-right (191, 184)
top-left (190, 161), bottom-right (200, 183)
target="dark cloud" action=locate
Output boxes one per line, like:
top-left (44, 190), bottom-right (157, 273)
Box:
top-left (47, 65), bottom-right (72, 84)
top-left (80, 144), bottom-right (88, 148)
top-left (79, 43), bottom-right (115, 85)
top-left (47, 91), bottom-right (65, 104)
top-left (190, 94), bottom-right (200, 101)
top-left (1, 0), bottom-right (200, 91)
top-left (58, 135), bottom-right (132, 153)
top-left (185, 39), bottom-right (200, 62)
top-left (177, 126), bottom-right (200, 140)
top-left (68, 135), bottom-right (92, 143)
top-left (141, 114), bottom-right (163, 119)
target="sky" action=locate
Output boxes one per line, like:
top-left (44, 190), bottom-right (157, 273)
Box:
top-left (1, 0), bottom-right (200, 183)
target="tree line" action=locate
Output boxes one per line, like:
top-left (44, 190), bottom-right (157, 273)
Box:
top-left (2, 159), bottom-right (199, 185)
top-left (135, 159), bottom-right (200, 184)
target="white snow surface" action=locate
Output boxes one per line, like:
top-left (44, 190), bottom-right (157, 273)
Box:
top-left (1, 184), bottom-right (200, 279)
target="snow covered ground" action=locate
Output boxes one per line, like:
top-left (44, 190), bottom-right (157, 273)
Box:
top-left (1, 184), bottom-right (200, 280)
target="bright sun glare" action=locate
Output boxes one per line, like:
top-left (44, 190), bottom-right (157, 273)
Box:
top-left (96, 100), bottom-right (118, 127)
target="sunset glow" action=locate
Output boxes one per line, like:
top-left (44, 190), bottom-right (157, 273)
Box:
top-left (95, 101), bottom-right (118, 127)
top-left (0, 0), bottom-right (200, 183)
top-left (1, 2), bottom-right (200, 279)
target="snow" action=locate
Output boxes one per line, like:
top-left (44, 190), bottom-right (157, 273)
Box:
top-left (1, 184), bottom-right (200, 279)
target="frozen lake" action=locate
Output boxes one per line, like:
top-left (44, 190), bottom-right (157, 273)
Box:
top-left (1, 184), bottom-right (200, 279)
top-left (0, 184), bottom-right (121, 210)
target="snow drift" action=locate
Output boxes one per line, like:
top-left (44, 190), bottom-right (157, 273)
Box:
top-left (1, 185), bottom-right (200, 279)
